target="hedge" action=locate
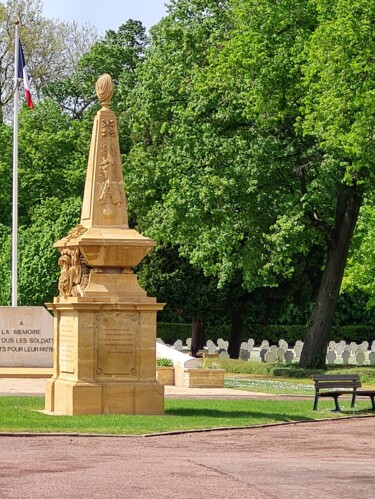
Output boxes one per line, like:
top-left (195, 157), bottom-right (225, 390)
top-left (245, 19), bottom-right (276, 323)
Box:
top-left (156, 322), bottom-right (375, 346)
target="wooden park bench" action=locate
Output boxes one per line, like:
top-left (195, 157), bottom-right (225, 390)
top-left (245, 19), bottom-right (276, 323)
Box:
top-left (312, 374), bottom-right (375, 412)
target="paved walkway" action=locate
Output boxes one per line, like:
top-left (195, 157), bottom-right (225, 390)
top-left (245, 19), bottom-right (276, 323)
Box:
top-left (1, 417), bottom-right (374, 498)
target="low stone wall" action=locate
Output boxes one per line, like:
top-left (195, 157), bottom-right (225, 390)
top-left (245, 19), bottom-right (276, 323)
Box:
top-left (156, 366), bottom-right (175, 386)
top-left (182, 368), bottom-right (225, 388)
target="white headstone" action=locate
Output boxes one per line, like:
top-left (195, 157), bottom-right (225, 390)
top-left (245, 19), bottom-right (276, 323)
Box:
top-left (240, 349), bottom-right (250, 361)
top-left (219, 351), bottom-right (229, 359)
top-left (371, 340), bottom-right (375, 352)
top-left (260, 348), bottom-right (268, 362)
top-left (361, 341), bottom-right (369, 351)
top-left (0, 306), bottom-right (53, 367)
top-left (240, 342), bottom-right (249, 351)
top-left (207, 343), bottom-right (217, 354)
top-left (369, 351), bottom-right (375, 366)
top-left (186, 337), bottom-right (192, 349)
top-left (265, 351), bottom-right (277, 364)
top-left (335, 343), bottom-right (344, 356)
top-left (284, 350), bottom-right (294, 363)
top-left (247, 338), bottom-right (255, 350)
top-left (278, 340), bottom-right (288, 351)
top-left (276, 348), bottom-right (285, 363)
top-left (326, 350), bottom-right (336, 365)
top-left (284, 350), bottom-right (294, 364)
top-left (294, 343), bottom-right (303, 360)
top-left (356, 351), bottom-right (365, 366)
top-left (342, 350), bottom-right (350, 365)
top-left (217, 338), bottom-right (225, 349)
top-left (350, 342), bottom-right (357, 354)
top-left (328, 340), bottom-right (336, 351)
top-left (173, 339), bottom-right (183, 351)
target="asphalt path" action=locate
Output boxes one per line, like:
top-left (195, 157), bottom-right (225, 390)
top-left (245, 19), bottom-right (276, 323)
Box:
top-left (0, 417), bottom-right (374, 499)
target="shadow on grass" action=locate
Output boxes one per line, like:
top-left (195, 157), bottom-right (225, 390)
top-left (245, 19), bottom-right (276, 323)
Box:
top-left (165, 407), bottom-right (316, 422)
top-left (338, 408), bottom-right (375, 415)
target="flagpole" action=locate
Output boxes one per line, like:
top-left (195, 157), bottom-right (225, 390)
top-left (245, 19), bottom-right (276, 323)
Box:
top-left (12, 21), bottom-right (20, 307)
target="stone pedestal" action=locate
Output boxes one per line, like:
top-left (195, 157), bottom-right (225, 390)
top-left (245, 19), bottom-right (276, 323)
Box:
top-left (45, 74), bottom-right (165, 415)
top-left (45, 302), bottom-right (164, 415)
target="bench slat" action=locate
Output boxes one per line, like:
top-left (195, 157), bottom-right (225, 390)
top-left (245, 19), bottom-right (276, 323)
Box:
top-left (312, 374), bottom-right (360, 381)
top-left (318, 391), bottom-right (354, 397)
top-left (314, 382), bottom-right (361, 389)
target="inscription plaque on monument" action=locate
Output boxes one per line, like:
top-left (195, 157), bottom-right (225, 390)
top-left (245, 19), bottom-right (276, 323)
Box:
top-left (0, 306), bottom-right (53, 367)
top-left (59, 316), bottom-right (75, 374)
top-left (96, 312), bottom-right (138, 376)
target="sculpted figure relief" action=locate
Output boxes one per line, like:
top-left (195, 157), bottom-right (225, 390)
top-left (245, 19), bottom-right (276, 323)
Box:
top-left (58, 250), bottom-right (74, 298)
top-left (58, 248), bottom-right (90, 298)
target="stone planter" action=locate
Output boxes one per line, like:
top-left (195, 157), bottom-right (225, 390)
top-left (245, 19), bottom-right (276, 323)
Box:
top-left (182, 368), bottom-right (225, 388)
top-left (156, 366), bottom-right (175, 386)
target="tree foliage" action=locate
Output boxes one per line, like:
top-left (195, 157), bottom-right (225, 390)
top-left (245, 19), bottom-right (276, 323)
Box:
top-left (0, 19), bottom-right (149, 306)
top-left (0, 0), bottom-right (98, 120)
top-left (125, 0), bottom-right (375, 365)
top-left (45, 20), bottom-right (148, 122)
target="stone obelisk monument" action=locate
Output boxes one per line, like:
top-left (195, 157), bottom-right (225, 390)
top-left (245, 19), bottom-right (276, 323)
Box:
top-left (45, 74), bottom-right (164, 415)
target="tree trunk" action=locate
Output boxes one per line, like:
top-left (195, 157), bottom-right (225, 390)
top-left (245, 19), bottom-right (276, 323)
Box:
top-left (300, 189), bottom-right (362, 369)
top-left (191, 316), bottom-right (205, 357)
top-left (228, 307), bottom-right (245, 359)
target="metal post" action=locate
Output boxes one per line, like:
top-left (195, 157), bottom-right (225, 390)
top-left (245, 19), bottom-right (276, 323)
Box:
top-left (12, 21), bottom-right (20, 307)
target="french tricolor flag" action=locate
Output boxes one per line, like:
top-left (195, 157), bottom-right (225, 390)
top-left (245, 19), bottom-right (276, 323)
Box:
top-left (17, 39), bottom-right (33, 109)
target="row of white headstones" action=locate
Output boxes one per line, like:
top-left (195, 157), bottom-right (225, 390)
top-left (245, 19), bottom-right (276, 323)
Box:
top-left (163, 338), bottom-right (375, 365)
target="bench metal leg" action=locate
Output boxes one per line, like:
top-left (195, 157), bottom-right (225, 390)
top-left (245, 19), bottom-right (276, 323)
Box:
top-left (370, 395), bottom-right (375, 411)
top-left (313, 393), bottom-right (319, 410)
top-left (332, 394), bottom-right (341, 412)
top-left (351, 392), bottom-right (356, 408)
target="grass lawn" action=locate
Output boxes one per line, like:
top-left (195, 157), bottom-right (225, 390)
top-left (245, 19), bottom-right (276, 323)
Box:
top-left (224, 377), bottom-right (314, 394)
top-left (0, 396), bottom-right (373, 435)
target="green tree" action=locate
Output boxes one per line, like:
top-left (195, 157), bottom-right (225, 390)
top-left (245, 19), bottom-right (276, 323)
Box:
top-left (16, 99), bottom-right (89, 225)
top-left (45, 20), bottom-right (148, 123)
top-left (297, 0), bottom-right (375, 366)
top-left (0, 0), bottom-right (98, 120)
top-left (126, 0), bottom-right (375, 366)
top-left (0, 99), bottom-right (88, 304)
top-left (138, 245), bottom-right (226, 354)
top-left (341, 202), bottom-right (375, 316)
top-left (126, 0), bottom-right (319, 356)
top-left (17, 197), bottom-right (81, 305)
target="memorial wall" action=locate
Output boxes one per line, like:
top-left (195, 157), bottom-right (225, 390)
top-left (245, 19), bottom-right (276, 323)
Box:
top-left (0, 306), bottom-right (53, 367)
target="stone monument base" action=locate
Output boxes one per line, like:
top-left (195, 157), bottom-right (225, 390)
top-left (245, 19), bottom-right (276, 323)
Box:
top-left (45, 379), bottom-right (164, 415)
top-left (45, 301), bottom-right (164, 416)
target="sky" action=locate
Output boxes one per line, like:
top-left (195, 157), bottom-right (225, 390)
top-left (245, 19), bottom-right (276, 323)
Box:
top-left (41, 0), bottom-right (169, 34)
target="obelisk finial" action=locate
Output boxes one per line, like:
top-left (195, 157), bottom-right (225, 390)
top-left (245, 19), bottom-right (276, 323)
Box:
top-left (95, 73), bottom-right (114, 109)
